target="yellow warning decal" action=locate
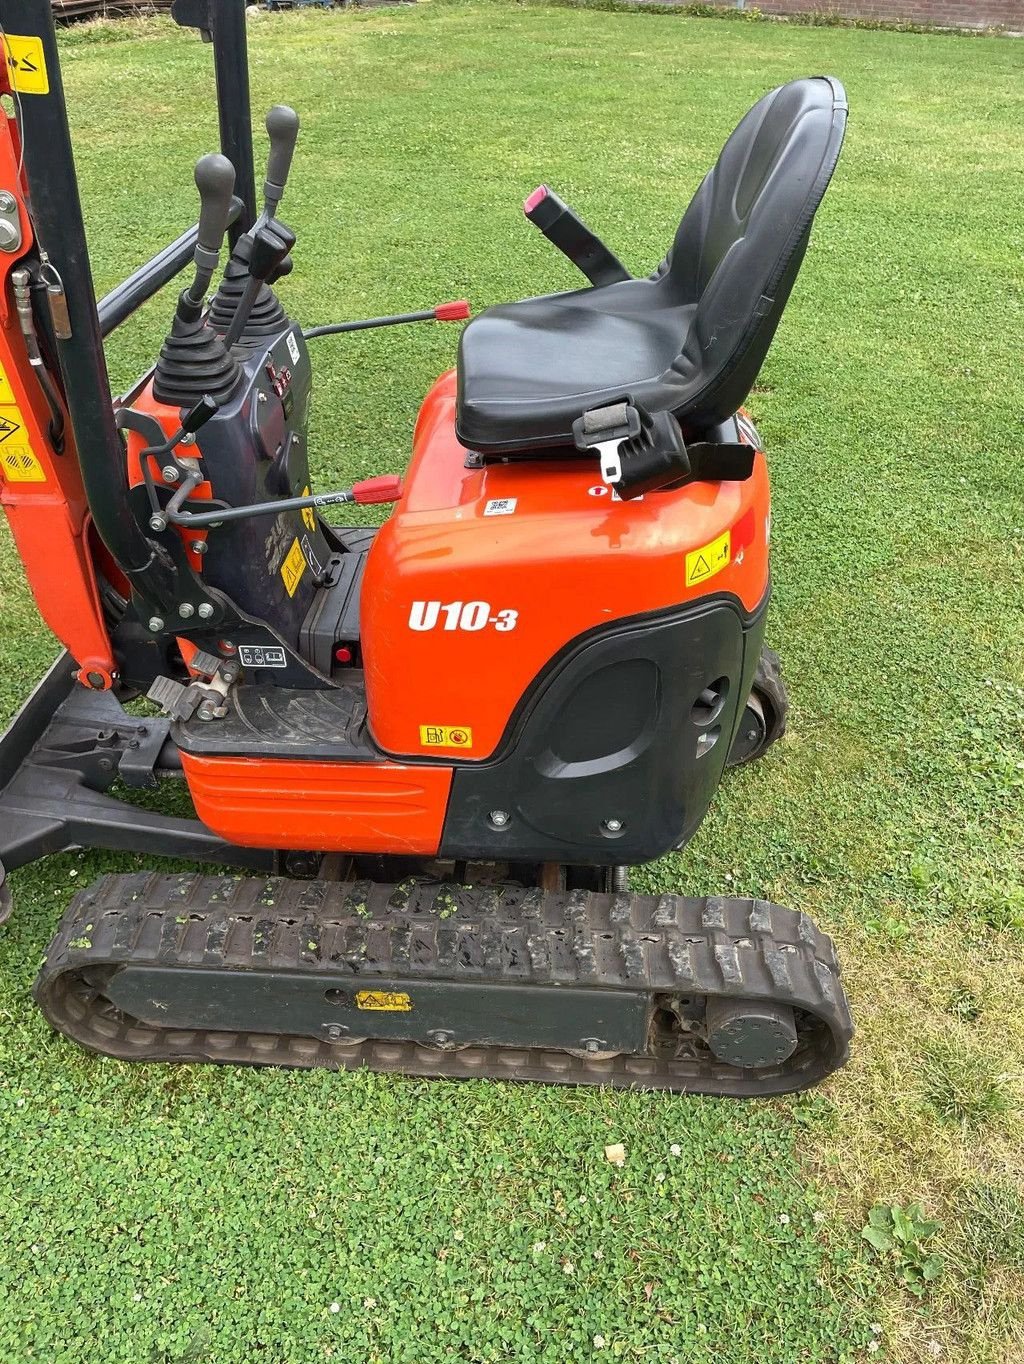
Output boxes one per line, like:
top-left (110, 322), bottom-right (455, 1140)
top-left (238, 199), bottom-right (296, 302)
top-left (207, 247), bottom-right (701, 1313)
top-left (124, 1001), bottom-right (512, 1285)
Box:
top-left (0, 393), bottom-right (45, 483)
top-left (0, 444), bottom-right (45, 483)
top-left (301, 486), bottom-right (316, 533)
top-left (355, 989), bottom-right (413, 1012)
top-left (0, 404), bottom-right (25, 445)
top-left (419, 725), bottom-right (473, 750)
top-left (4, 35), bottom-right (49, 95)
top-left (280, 537), bottom-right (307, 597)
top-left (685, 529), bottom-right (731, 587)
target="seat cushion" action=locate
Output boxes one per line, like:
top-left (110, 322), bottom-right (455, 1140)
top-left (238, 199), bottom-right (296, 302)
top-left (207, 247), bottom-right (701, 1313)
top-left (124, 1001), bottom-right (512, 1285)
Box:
top-left (456, 278), bottom-right (693, 453)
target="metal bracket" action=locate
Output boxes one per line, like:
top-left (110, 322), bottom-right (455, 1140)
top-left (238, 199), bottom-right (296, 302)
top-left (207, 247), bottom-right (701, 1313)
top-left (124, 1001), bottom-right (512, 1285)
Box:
top-left (170, 0), bottom-right (214, 40)
top-left (0, 654), bottom-right (272, 916)
top-left (0, 190), bottom-right (24, 254)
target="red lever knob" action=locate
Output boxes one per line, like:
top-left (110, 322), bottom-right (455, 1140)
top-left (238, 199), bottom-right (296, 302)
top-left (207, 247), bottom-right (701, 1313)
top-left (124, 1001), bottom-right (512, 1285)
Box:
top-left (434, 300), bottom-right (471, 322)
top-left (523, 185), bottom-right (549, 216)
top-left (352, 474), bottom-right (404, 505)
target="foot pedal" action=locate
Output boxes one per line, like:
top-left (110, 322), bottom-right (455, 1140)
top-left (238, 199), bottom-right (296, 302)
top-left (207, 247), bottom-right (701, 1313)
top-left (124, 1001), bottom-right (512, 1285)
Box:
top-left (148, 650), bottom-right (239, 723)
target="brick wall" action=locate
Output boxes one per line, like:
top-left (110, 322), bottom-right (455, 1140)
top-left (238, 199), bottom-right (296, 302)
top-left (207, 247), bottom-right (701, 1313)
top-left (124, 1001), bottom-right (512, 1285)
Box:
top-left (750, 0), bottom-right (1023, 28)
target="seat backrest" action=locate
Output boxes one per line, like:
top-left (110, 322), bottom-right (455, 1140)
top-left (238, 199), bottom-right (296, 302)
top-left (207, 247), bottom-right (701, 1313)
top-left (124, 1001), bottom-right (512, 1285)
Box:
top-left (656, 76), bottom-right (847, 432)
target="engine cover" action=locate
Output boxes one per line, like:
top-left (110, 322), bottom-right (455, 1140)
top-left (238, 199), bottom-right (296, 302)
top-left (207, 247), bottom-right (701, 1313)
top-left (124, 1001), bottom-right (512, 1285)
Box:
top-left (361, 370), bottom-right (771, 763)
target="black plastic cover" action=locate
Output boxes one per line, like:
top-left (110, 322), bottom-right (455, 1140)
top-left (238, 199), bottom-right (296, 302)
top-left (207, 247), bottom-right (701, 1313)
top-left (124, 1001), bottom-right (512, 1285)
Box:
top-left (441, 594), bottom-right (767, 865)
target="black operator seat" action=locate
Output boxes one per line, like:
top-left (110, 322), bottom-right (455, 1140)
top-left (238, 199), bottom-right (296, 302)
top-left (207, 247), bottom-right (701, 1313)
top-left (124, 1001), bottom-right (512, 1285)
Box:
top-left (456, 76), bottom-right (848, 454)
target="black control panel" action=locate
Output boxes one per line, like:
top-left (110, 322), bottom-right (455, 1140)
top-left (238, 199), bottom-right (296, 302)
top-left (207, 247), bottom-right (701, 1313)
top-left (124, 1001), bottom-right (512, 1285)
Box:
top-left (193, 322), bottom-right (335, 654)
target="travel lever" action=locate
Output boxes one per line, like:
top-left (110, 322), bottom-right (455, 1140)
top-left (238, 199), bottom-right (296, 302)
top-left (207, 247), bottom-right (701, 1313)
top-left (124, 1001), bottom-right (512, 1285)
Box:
top-left (261, 105), bottom-right (300, 223)
top-left (221, 220), bottom-right (296, 349)
top-left (178, 154), bottom-right (236, 323)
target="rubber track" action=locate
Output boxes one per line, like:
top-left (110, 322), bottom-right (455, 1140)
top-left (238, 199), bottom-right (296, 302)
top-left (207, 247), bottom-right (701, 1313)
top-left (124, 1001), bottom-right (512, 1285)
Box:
top-left (34, 873), bottom-right (854, 1096)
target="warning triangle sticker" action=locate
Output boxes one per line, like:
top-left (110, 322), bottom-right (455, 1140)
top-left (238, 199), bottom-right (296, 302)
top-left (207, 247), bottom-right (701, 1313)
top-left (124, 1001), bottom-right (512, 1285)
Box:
top-left (688, 554), bottom-right (711, 582)
top-left (0, 415), bottom-right (21, 443)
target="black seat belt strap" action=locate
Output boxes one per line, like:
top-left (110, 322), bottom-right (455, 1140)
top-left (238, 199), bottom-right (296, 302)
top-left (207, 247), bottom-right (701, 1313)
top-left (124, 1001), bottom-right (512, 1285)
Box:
top-left (523, 186), bottom-right (631, 289)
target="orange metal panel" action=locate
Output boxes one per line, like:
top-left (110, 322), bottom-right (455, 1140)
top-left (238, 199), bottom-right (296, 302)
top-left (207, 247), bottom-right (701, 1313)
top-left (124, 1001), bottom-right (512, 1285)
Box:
top-left (0, 112), bottom-right (116, 687)
top-left (362, 370), bottom-right (770, 761)
top-left (181, 752), bottom-right (453, 854)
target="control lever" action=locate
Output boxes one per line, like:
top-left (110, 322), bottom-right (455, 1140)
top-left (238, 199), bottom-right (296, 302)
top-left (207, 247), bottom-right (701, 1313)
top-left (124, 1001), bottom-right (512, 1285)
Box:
top-left (261, 105), bottom-right (300, 224)
top-left (178, 154), bottom-right (236, 323)
top-left (164, 394), bottom-right (219, 454)
top-left (221, 221), bottom-right (296, 349)
top-left (163, 473), bottom-right (404, 531)
top-left (139, 396), bottom-right (220, 533)
top-left (303, 300), bottom-right (471, 340)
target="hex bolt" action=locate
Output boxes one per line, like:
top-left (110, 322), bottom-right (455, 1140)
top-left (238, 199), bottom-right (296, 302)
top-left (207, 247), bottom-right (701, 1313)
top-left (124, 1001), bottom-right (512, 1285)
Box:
top-left (161, 465), bottom-right (179, 483)
top-left (602, 818), bottom-right (624, 834)
top-left (324, 1025), bottom-right (344, 1041)
top-left (428, 1030), bottom-right (454, 1047)
top-left (181, 432), bottom-right (197, 446)
top-left (149, 513), bottom-right (168, 532)
top-left (0, 191), bottom-right (16, 211)
top-left (197, 701), bottom-right (217, 722)
top-left (257, 392), bottom-right (267, 405)
top-left (148, 616), bottom-right (165, 633)
top-left (197, 603), bottom-right (215, 620)
top-left (189, 540), bottom-right (207, 555)
top-left (489, 810), bottom-right (510, 829)
top-left (0, 220), bottom-right (20, 250)
top-left (178, 603), bottom-right (195, 619)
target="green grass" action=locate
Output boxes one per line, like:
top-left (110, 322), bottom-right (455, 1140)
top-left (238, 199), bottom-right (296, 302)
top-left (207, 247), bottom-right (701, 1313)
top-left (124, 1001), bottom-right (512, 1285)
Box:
top-left (1, 4), bottom-right (1024, 1361)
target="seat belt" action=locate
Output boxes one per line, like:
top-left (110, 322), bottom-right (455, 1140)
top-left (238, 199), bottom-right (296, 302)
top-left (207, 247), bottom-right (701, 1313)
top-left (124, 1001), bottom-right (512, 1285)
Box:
top-left (573, 400), bottom-right (755, 500)
top-left (523, 186), bottom-right (631, 289)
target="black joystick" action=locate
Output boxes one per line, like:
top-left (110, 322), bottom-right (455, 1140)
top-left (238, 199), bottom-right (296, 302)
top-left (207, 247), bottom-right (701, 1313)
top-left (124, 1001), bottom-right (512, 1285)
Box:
top-left (221, 220), bottom-right (296, 349)
top-left (153, 154), bottom-right (242, 406)
top-left (207, 106), bottom-right (301, 346)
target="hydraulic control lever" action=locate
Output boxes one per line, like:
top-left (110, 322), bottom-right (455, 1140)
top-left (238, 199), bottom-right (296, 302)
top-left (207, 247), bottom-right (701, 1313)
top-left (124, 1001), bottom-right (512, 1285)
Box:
top-left (206, 106), bottom-right (300, 343)
top-left (221, 220), bottom-right (297, 349)
top-left (138, 396), bottom-right (220, 533)
top-left (303, 300), bottom-right (471, 340)
top-left (153, 156), bottom-right (242, 406)
top-left (260, 105), bottom-right (300, 225)
top-left (177, 154), bottom-right (237, 324)
top-left (162, 473), bottom-right (404, 531)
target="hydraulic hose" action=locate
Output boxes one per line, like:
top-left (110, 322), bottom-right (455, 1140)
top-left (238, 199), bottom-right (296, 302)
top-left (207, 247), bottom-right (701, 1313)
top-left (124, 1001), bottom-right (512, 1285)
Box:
top-left (11, 269), bottom-right (65, 453)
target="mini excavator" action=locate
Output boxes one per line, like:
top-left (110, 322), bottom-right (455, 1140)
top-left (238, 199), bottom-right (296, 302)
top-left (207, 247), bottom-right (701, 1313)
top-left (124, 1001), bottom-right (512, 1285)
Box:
top-left (0, 0), bottom-right (852, 1093)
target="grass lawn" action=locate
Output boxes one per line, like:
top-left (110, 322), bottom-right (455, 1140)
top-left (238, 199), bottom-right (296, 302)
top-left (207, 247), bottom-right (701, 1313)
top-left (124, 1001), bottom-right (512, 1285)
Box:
top-left (1, 2), bottom-right (1023, 1360)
